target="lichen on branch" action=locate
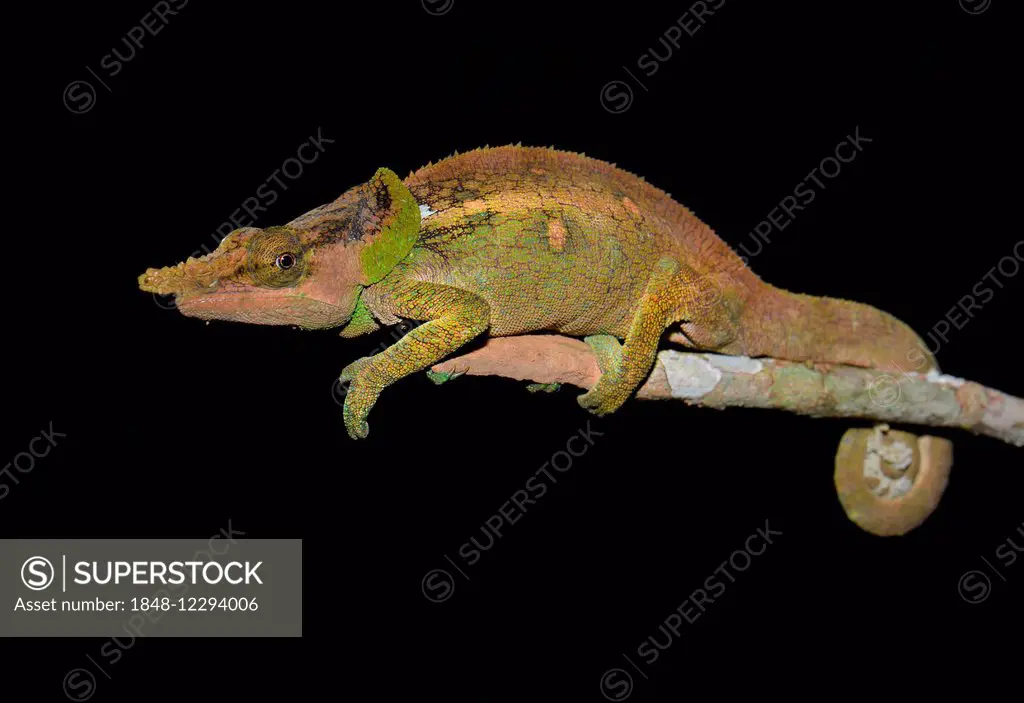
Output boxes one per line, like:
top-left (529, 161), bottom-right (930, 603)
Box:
top-left (429, 334), bottom-right (1024, 447)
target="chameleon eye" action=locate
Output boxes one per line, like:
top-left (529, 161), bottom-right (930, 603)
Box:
top-left (246, 228), bottom-right (305, 288)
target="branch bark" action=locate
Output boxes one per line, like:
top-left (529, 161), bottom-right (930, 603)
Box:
top-left (430, 334), bottom-right (1024, 448)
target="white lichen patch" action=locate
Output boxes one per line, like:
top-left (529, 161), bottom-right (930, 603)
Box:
top-left (703, 354), bottom-right (764, 375)
top-left (419, 203), bottom-right (438, 219)
top-left (925, 369), bottom-right (967, 388)
top-left (879, 438), bottom-right (914, 470)
top-left (863, 425), bottom-right (915, 498)
top-left (984, 395), bottom-right (1024, 435)
top-left (661, 350), bottom-right (723, 399)
top-left (889, 475), bottom-right (914, 499)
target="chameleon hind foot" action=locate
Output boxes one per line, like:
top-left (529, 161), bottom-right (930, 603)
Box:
top-left (577, 259), bottom-right (680, 416)
top-left (576, 371), bottom-right (632, 416)
top-left (577, 335), bottom-right (629, 415)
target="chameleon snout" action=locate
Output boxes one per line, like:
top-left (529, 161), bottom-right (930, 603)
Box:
top-left (139, 245), bottom-right (248, 297)
top-left (138, 264), bottom-right (221, 297)
top-left (138, 266), bottom-right (184, 296)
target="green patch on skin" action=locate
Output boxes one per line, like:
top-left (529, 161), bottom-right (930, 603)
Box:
top-left (426, 369), bottom-right (464, 385)
top-left (526, 382), bottom-right (561, 393)
top-left (360, 168), bottom-right (422, 284)
top-left (338, 294), bottom-right (378, 338)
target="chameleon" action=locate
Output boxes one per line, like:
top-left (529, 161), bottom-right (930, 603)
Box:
top-left (139, 145), bottom-right (936, 439)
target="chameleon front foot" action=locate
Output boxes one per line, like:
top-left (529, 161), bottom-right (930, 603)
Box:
top-left (343, 409), bottom-right (371, 440)
top-left (341, 381), bottom-right (379, 439)
top-left (339, 357), bottom-right (380, 439)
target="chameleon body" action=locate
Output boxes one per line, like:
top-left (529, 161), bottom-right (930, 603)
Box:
top-left (139, 146), bottom-right (935, 438)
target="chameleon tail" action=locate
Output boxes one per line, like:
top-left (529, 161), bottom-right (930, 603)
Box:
top-left (738, 285), bottom-right (938, 373)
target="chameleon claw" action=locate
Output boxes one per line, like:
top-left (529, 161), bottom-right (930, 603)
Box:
top-left (526, 382), bottom-right (561, 393)
top-left (576, 386), bottom-right (621, 416)
top-left (340, 362), bottom-right (379, 440)
top-left (346, 419), bottom-right (370, 440)
top-left (342, 399), bottom-right (372, 439)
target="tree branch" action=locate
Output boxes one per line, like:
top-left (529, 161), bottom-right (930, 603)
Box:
top-left (430, 334), bottom-right (1024, 447)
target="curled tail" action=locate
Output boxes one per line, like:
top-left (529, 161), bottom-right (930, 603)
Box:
top-left (736, 284), bottom-right (937, 373)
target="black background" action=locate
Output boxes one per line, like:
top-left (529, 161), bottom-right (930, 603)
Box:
top-left (11, 0), bottom-right (1022, 699)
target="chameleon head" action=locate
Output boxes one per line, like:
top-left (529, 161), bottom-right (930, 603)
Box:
top-left (137, 167), bottom-right (421, 330)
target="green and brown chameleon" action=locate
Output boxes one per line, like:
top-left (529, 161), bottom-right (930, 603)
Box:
top-left (139, 145), bottom-right (936, 440)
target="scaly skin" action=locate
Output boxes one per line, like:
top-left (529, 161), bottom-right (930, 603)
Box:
top-left (139, 146), bottom-right (936, 438)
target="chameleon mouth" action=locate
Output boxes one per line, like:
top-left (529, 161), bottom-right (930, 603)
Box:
top-left (173, 282), bottom-right (280, 308)
top-left (173, 290), bottom-right (305, 324)
top-left (171, 284), bottom-right (356, 329)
